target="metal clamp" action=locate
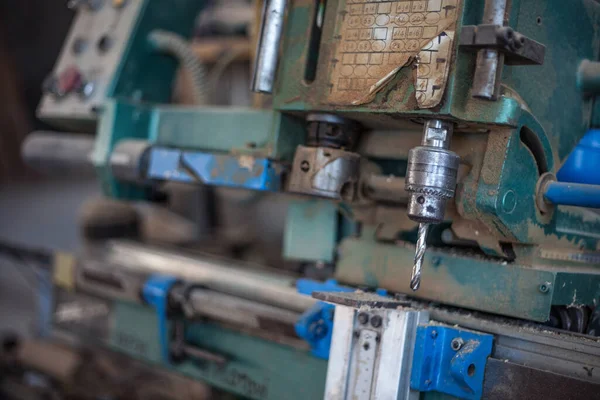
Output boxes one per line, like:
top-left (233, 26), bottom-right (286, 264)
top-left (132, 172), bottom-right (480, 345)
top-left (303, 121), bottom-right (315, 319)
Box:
top-left (147, 148), bottom-right (282, 192)
top-left (411, 325), bottom-right (493, 400)
top-left (142, 274), bottom-right (180, 363)
top-left (460, 24), bottom-right (545, 66)
top-left (142, 275), bottom-right (227, 365)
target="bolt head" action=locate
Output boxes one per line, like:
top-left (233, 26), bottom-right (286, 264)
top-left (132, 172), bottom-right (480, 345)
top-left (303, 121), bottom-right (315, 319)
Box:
top-left (370, 315), bottom-right (382, 328)
top-left (430, 330), bottom-right (438, 339)
top-left (300, 160), bottom-right (310, 172)
top-left (451, 337), bottom-right (464, 351)
top-left (539, 282), bottom-right (552, 293)
top-left (357, 312), bottom-right (369, 325)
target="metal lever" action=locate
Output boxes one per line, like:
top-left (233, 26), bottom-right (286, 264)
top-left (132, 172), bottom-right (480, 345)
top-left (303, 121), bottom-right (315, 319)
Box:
top-left (251, 0), bottom-right (287, 93)
top-left (170, 320), bottom-right (228, 365)
top-left (471, 0), bottom-right (508, 100)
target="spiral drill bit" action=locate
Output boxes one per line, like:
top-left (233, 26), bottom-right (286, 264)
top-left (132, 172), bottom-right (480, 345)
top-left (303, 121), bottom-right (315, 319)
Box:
top-left (410, 223), bottom-right (429, 291)
top-left (405, 120), bottom-right (460, 291)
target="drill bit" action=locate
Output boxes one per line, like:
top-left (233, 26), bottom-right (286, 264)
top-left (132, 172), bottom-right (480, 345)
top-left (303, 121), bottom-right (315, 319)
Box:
top-left (410, 223), bottom-right (429, 291)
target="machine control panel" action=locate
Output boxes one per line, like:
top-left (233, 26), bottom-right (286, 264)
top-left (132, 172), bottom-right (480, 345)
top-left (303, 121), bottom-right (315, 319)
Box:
top-left (37, 0), bottom-right (142, 128)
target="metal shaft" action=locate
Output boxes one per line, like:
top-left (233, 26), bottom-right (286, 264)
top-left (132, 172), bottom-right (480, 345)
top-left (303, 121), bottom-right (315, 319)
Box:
top-left (410, 223), bottom-right (429, 291)
top-left (103, 241), bottom-right (316, 313)
top-left (251, 0), bottom-right (287, 93)
top-left (22, 131), bottom-right (96, 177)
top-left (472, 0), bottom-right (507, 100)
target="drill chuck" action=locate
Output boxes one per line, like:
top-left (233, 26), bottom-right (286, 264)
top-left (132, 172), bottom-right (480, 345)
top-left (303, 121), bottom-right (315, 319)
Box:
top-left (405, 146), bottom-right (460, 223)
top-left (404, 119), bottom-right (459, 291)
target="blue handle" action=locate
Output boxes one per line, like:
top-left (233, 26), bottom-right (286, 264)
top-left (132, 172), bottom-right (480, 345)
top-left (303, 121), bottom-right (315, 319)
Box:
top-left (544, 181), bottom-right (600, 209)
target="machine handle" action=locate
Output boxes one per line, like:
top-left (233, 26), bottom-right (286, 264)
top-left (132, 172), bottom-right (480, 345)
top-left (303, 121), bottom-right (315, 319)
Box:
top-left (544, 181), bottom-right (600, 209)
top-left (170, 320), bottom-right (228, 365)
top-left (22, 131), bottom-right (95, 177)
top-left (250, 0), bottom-right (288, 93)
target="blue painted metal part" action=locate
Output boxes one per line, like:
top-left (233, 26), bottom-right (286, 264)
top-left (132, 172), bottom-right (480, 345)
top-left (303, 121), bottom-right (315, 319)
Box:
top-left (544, 182), bottom-right (600, 209)
top-left (142, 274), bottom-right (179, 363)
top-left (411, 325), bottom-right (493, 400)
top-left (147, 148), bottom-right (281, 191)
top-left (295, 279), bottom-right (354, 359)
top-left (558, 130), bottom-right (600, 185)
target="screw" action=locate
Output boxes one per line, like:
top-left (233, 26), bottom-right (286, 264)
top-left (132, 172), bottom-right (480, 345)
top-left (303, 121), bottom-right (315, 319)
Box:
top-left (539, 282), bottom-right (551, 293)
top-left (430, 330), bottom-right (438, 339)
top-left (370, 315), bottom-right (382, 328)
top-left (451, 338), bottom-right (464, 351)
top-left (300, 160), bottom-right (310, 172)
top-left (357, 312), bottom-right (369, 325)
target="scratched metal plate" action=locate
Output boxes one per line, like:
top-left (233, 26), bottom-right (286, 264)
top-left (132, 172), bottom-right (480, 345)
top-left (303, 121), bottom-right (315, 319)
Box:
top-left (53, 289), bottom-right (113, 341)
top-left (327, 0), bottom-right (460, 106)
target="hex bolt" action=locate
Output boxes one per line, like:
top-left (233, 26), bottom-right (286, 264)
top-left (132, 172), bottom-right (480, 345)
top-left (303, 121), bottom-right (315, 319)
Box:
top-left (357, 312), bottom-right (369, 325)
top-left (539, 282), bottom-right (552, 294)
top-left (300, 160), bottom-right (310, 173)
top-left (430, 330), bottom-right (438, 339)
top-left (451, 337), bottom-right (464, 351)
top-left (370, 315), bottom-right (382, 328)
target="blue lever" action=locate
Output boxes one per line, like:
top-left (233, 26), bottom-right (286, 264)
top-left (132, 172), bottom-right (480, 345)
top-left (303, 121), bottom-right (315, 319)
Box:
top-left (544, 181), bottom-right (600, 209)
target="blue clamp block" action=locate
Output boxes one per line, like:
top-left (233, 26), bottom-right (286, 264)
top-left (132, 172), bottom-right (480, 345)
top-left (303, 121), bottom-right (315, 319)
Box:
top-left (411, 325), bottom-right (493, 400)
top-left (147, 148), bottom-right (281, 191)
top-left (142, 274), bottom-right (179, 363)
top-left (295, 279), bottom-right (354, 359)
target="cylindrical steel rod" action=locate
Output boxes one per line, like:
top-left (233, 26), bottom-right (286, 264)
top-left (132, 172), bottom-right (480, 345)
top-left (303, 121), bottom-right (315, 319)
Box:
top-left (22, 131), bottom-right (95, 176)
top-left (104, 241), bottom-right (316, 313)
top-left (251, 0), bottom-right (287, 93)
top-left (472, 0), bottom-right (507, 100)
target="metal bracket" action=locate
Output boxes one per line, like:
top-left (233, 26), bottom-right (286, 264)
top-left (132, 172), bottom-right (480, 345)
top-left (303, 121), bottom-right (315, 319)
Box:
top-left (295, 279), bottom-right (354, 359)
top-left (143, 275), bottom-right (228, 365)
top-left (460, 24), bottom-right (545, 66)
top-left (142, 274), bottom-right (179, 363)
top-left (147, 148), bottom-right (283, 191)
top-left (321, 291), bottom-right (426, 400)
top-left (411, 325), bottom-right (493, 400)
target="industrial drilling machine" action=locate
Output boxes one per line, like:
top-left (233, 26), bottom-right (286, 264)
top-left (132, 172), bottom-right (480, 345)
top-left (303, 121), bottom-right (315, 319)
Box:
top-left (20, 0), bottom-right (600, 398)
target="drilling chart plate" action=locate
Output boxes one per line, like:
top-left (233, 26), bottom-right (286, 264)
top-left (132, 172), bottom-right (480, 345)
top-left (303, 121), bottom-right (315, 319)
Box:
top-left (327, 0), bottom-right (460, 107)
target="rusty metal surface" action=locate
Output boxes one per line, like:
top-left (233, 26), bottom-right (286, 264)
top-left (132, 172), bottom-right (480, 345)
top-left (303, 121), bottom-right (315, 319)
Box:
top-left (326, 0), bottom-right (461, 106)
top-left (483, 358), bottom-right (600, 400)
top-left (334, 235), bottom-right (556, 321)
